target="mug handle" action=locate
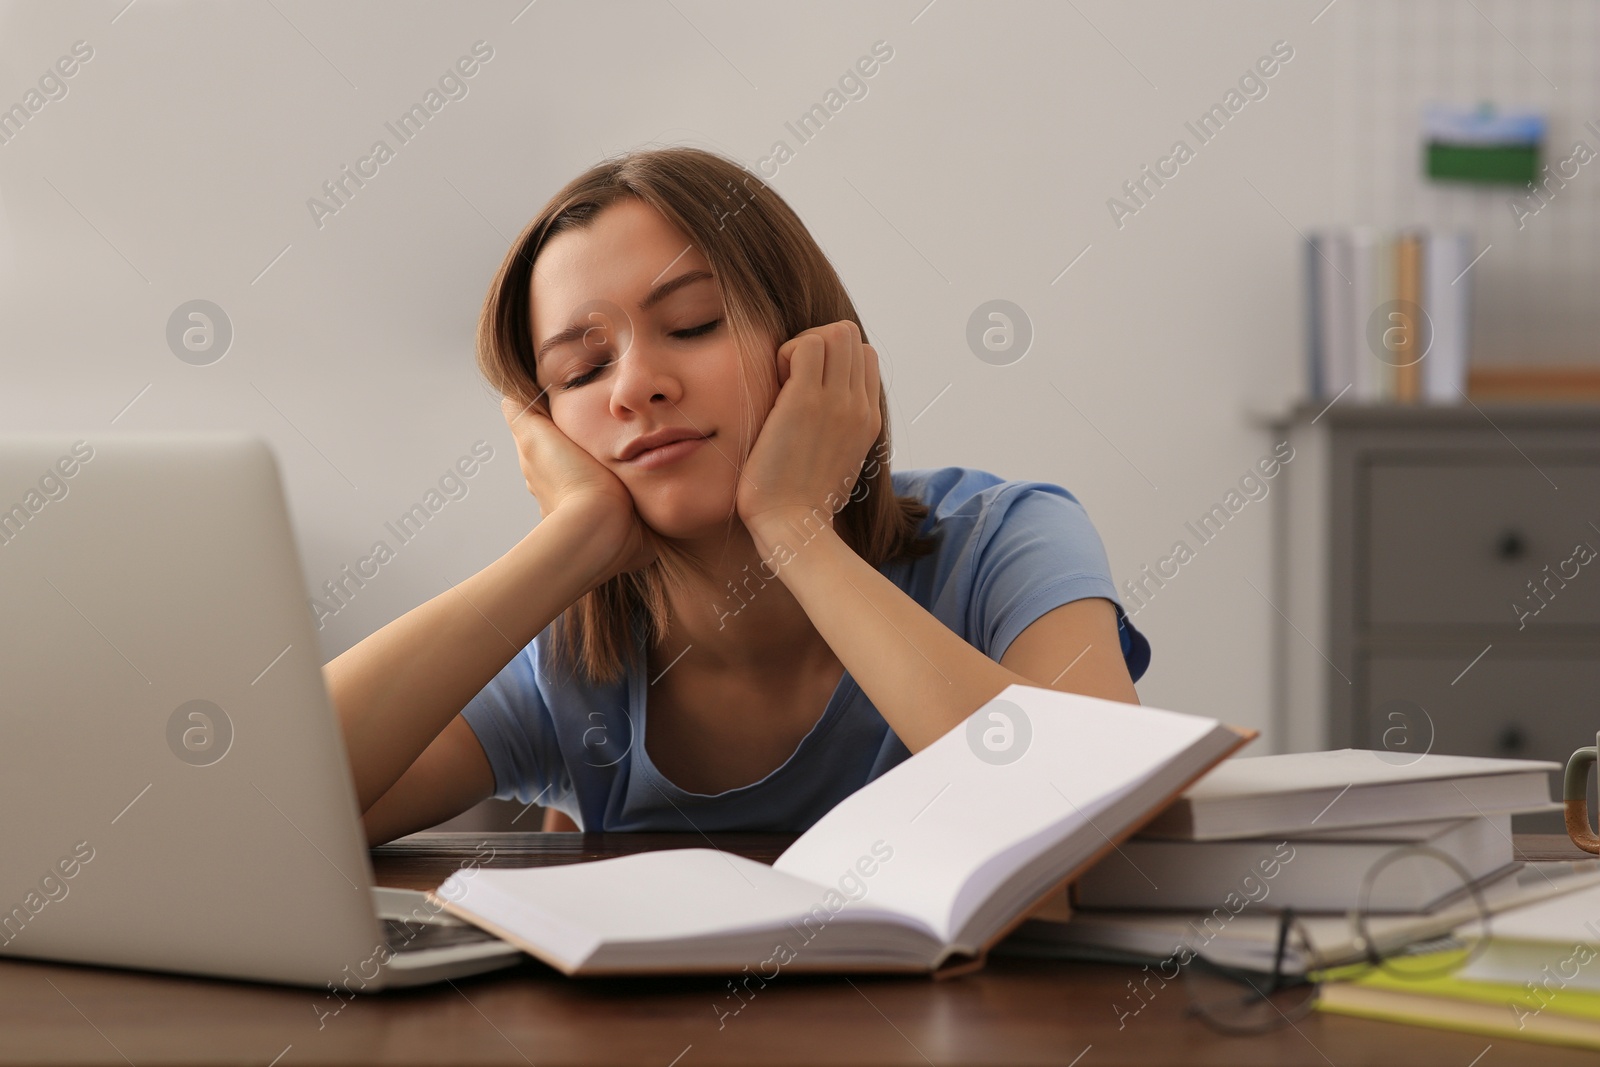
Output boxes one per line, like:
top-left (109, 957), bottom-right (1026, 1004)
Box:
top-left (1564, 746), bottom-right (1600, 854)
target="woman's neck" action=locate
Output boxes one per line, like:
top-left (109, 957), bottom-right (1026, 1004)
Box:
top-left (652, 521), bottom-right (830, 678)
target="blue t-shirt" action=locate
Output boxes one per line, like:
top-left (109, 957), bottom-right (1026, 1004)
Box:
top-left (461, 465), bottom-right (1149, 832)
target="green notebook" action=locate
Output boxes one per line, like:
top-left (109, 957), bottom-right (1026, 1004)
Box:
top-left (1319, 950), bottom-right (1600, 1051)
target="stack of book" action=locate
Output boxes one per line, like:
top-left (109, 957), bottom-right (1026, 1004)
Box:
top-left (1305, 226), bottom-right (1474, 405)
top-left (1007, 750), bottom-right (1583, 973)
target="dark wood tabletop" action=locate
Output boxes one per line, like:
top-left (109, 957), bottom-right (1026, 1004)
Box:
top-left (3, 833), bottom-right (1595, 1066)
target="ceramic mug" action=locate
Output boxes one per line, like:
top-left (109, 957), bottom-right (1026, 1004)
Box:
top-left (1565, 741), bottom-right (1600, 853)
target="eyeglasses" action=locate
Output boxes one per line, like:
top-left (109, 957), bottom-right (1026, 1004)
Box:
top-left (1181, 844), bottom-right (1494, 1035)
top-left (1183, 908), bottom-right (1321, 1034)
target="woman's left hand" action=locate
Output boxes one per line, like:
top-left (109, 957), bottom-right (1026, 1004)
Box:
top-left (736, 319), bottom-right (882, 545)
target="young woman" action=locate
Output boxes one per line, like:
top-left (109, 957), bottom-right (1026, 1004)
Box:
top-left (327, 147), bottom-right (1150, 846)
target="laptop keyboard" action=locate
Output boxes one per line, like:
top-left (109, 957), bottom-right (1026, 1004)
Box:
top-left (382, 917), bottom-right (502, 954)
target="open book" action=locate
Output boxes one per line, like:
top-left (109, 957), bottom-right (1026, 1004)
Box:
top-left (428, 684), bottom-right (1250, 976)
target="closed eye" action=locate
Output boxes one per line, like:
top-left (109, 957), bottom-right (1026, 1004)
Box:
top-left (558, 320), bottom-right (722, 391)
top-left (559, 362), bottom-right (608, 390)
top-left (672, 318), bottom-right (721, 339)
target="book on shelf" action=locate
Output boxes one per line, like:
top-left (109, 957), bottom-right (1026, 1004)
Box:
top-left (1305, 225), bottom-right (1473, 405)
top-left (1348, 225), bottom-right (1385, 401)
top-left (1394, 229), bottom-right (1423, 403)
top-left (1422, 230), bottom-right (1474, 402)
top-left (1309, 230), bottom-right (1354, 401)
top-left (1366, 224), bottom-right (1397, 401)
top-left (425, 684), bottom-right (1252, 977)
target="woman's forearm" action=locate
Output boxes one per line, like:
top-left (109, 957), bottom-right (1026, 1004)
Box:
top-left (747, 510), bottom-right (1021, 754)
top-left (325, 506), bottom-right (613, 812)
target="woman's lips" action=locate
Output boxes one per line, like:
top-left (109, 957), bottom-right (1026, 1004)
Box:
top-left (624, 433), bottom-right (710, 470)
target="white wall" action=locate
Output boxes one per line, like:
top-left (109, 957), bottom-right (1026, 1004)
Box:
top-left (2, 1), bottom-right (1589, 750)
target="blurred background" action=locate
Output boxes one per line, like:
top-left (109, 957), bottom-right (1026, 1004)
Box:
top-left (2, 0), bottom-right (1595, 831)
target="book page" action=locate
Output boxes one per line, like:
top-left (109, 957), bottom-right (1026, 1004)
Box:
top-left (436, 848), bottom-right (910, 968)
top-left (772, 684), bottom-right (1224, 944)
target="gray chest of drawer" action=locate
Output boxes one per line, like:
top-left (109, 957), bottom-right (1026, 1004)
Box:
top-left (1273, 405), bottom-right (1600, 830)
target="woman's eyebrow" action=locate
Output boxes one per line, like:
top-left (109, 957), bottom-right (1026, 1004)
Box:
top-left (638, 268), bottom-right (714, 311)
top-left (536, 269), bottom-right (716, 366)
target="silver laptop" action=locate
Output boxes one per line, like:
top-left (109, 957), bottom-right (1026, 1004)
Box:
top-left (0, 435), bottom-right (522, 989)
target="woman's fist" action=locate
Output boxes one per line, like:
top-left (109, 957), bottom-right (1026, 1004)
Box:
top-left (735, 320), bottom-right (882, 540)
top-left (500, 395), bottom-right (659, 579)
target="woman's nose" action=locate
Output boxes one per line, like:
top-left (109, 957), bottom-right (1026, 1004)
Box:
top-left (607, 335), bottom-right (680, 415)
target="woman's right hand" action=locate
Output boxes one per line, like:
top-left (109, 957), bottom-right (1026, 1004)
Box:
top-left (500, 394), bottom-right (659, 581)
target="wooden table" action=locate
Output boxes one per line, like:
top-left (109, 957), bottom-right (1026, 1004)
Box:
top-left (2, 833), bottom-right (1594, 1066)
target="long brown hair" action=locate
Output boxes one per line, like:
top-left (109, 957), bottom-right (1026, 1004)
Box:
top-left (477, 146), bottom-right (936, 686)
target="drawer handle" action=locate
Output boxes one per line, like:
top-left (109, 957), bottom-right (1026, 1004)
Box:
top-left (1496, 530), bottom-right (1528, 561)
top-left (1497, 724), bottom-right (1527, 754)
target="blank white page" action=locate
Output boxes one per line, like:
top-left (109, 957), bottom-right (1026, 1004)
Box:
top-left (772, 684), bottom-right (1223, 943)
top-left (440, 849), bottom-right (836, 962)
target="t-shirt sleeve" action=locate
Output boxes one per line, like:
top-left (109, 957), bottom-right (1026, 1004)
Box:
top-left (966, 482), bottom-right (1152, 682)
top-left (458, 640), bottom-right (571, 808)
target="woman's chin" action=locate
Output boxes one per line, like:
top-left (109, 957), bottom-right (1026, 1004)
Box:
top-left (635, 502), bottom-right (739, 545)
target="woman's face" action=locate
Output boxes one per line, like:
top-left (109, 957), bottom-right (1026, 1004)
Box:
top-left (529, 197), bottom-right (775, 541)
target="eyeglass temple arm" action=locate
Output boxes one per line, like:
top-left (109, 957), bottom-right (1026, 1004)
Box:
top-left (1267, 909), bottom-right (1296, 993)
